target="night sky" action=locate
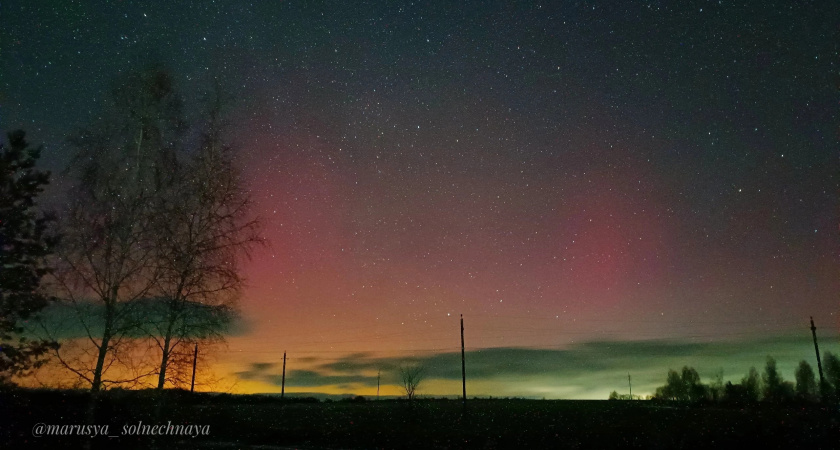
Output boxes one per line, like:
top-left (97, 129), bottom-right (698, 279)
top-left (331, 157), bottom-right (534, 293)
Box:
top-left (3, 0), bottom-right (839, 398)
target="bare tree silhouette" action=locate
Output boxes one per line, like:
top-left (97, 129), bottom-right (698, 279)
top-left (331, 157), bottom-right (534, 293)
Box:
top-left (399, 365), bottom-right (425, 401)
top-left (146, 90), bottom-right (261, 390)
top-left (49, 65), bottom-right (185, 391)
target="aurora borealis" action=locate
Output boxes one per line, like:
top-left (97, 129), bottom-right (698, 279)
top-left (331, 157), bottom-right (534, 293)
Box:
top-left (3, 0), bottom-right (838, 398)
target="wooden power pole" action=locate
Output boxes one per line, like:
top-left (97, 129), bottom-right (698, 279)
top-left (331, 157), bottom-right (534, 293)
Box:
top-left (461, 314), bottom-right (466, 404)
top-left (281, 351), bottom-right (287, 399)
top-left (810, 317), bottom-right (825, 388)
top-left (190, 343), bottom-right (198, 393)
top-left (628, 374), bottom-right (632, 400)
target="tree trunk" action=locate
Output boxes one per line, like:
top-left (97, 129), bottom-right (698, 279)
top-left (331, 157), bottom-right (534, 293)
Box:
top-left (91, 300), bottom-right (115, 392)
top-left (156, 334), bottom-right (172, 390)
top-left (157, 300), bottom-right (179, 390)
top-left (90, 333), bottom-right (110, 392)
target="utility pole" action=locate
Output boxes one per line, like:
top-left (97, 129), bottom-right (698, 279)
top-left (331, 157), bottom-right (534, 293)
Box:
top-left (628, 374), bottom-right (632, 400)
top-left (281, 351), bottom-right (287, 399)
top-left (190, 344), bottom-right (198, 393)
top-left (377, 370), bottom-right (381, 400)
top-left (810, 317), bottom-right (825, 388)
top-left (461, 314), bottom-right (466, 404)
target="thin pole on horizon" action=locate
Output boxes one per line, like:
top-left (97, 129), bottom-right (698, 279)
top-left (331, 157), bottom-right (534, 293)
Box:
top-left (628, 374), bottom-right (632, 400)
top-left (281, 351), bottom-right (287, 399)
top-left (377, 370), bottom-right (381, 400)
top-left (461, 314), bottom-right (466, 405)
top-left (810, 317), bottom-right (825, 389)
top-left (190, 344), bottom-right (198, 393)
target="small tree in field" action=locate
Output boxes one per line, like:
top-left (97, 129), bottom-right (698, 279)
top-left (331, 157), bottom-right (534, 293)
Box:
top-left (399, 365), bottom-right (425, 401)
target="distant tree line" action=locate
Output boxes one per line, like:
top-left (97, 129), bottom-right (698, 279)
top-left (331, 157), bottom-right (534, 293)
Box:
top-left (641, 354), bottom-right (840, 403)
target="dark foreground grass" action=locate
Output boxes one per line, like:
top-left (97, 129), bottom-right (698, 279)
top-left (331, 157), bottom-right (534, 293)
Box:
top-left (4, 389), bottom-right (840, 449)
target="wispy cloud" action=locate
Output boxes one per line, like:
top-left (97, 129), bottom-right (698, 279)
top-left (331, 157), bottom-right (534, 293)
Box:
top-left (271, 370), bottom-right (380, 389)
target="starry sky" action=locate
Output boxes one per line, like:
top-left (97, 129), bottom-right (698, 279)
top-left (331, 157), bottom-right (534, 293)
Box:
top-left (3, 0), bottom-right (839, 399)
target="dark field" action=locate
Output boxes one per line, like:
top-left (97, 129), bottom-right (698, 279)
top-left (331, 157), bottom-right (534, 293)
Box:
top-left (4, 389), bottom-right (840, 449)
